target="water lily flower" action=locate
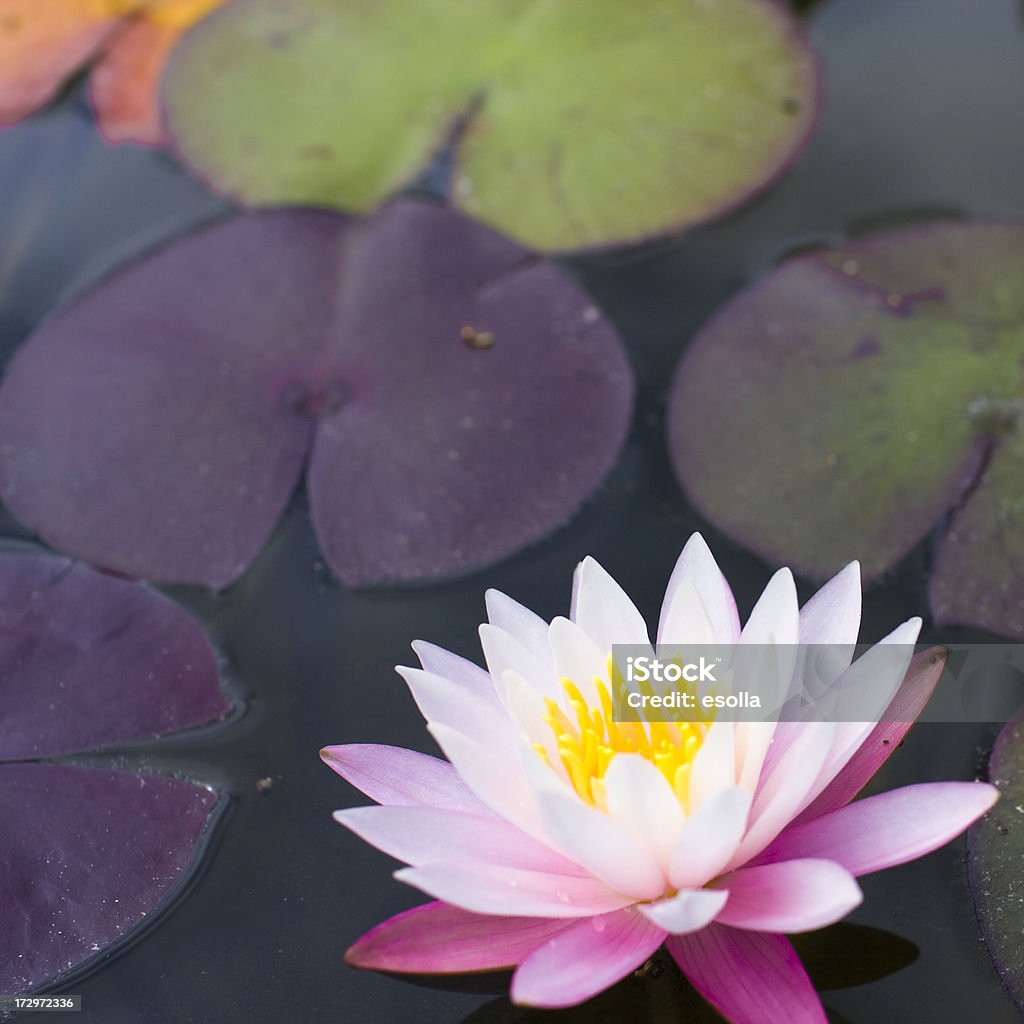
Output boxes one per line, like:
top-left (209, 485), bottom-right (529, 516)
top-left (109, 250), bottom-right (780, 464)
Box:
top-left (0, 0), bottom-right (223, 144)
top-left (322, 534), bottom-right (997, 1023)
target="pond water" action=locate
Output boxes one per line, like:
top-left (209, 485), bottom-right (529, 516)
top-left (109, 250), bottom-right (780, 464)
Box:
top-left (1, 0), bottom-right (1023, 1021)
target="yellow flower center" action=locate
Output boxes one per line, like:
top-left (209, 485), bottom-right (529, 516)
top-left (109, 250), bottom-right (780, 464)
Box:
top-left (536, 657), bottom-right (711, 813)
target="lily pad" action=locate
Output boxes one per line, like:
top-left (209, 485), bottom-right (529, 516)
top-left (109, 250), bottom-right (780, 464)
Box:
top-left (0, 549), bottom-right (231, 995)
top-left (667, 220), bottom-right (1024, 637)
top-left (0, 200), bottom-right (632, 588)
top-left (162, 0), bottom-right (819, 252)
top-left (969, 710), bottom-right (1024, 1013)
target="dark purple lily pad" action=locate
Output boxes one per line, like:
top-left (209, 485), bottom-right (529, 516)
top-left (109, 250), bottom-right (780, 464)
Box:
top-left (0, 200), bottom-right (633, 588)
top-left (969, 709), bottom-right (1024, 1013)
top-left (0, 764), bottom-right (219, 995)
top-left (667, 220), bottom-right (1024, 637)
top-left (0, 550), bottom-right (231, 995)
top-left (0, 552), bottom-right (230, 759)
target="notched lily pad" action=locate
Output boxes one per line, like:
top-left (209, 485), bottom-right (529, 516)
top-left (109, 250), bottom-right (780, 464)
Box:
top-left (162, 0), bottom-right (819, 252)
top-left (0, 200), bottom-right (633, 588)
top-left (969, 710), bottom-right (1024, 1013)
top-left (668, 220), bottom-right (1024, 637)
top-left (0, 550), bottom-right (231, 995)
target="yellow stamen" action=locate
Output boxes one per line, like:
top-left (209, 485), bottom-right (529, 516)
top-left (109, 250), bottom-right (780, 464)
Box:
top-left (538, 657), bottom-right (712, 814)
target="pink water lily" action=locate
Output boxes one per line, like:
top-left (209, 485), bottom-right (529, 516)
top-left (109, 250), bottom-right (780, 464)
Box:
top-left (322, 534), bottom-right (997, 1023)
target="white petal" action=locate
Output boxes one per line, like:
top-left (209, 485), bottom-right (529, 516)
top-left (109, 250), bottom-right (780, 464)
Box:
top-left (534, 787), bottom-right (666, 900)
top-left (688, 721), bottom-right (738, 812)
top-left (500, 669), bottom-right (565, 772)
top-left (639, 888), bottom-right (729, 933)
top-left (740, 567), bottom-right (799, 646)
top-left (516, 738), bottom-right (666, 898)
top-left (794, 562), bottom-right (861, 698)
top-left (480, 622), bottom-right (561, 702)
top-left (670, 786), bottom-right (751, 890)
top-left (397, 667), bottom-right (515, 752)
top-left (428, 723), bottom-right (542, 839)
top-left (797, 561), bottom-right (862, 645)
top-left (734, 720), bottom-right (778, 794)
top-left (485, 589), bottom-right (554, 668)
top-left (571, 556), bottom-right (650, 650)
top-left (657, 577), bottom-right (718, 647)
top-left (548, 615), bottom-right (609, 707)
top-left (603, 754), bottom-right (685, 871)
top-left (658, 533), bottom-right (740, 645)
top-left (411, 640), bottom-right (497, 699)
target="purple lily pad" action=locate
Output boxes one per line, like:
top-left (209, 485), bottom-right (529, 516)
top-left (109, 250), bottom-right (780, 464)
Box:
top-left (0, 551), bottom-right (230, 759)
top-left (0, 200), bottom-right (633, 589)
top-left (0, 764), bottom-right (219, 995)
top-left (969, 709), bottom-right (1024, 1013)
top-left (667, 220), bottom-right (1024, 637)
top-left (0, 550), bottom-right (231, 995)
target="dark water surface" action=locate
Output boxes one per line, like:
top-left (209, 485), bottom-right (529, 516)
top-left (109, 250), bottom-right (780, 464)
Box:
top-left (1, 0), bottom-right (1022, 1020)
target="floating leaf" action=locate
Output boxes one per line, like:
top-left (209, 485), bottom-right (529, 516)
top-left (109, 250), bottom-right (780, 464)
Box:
top-left (0, 200), bottom-right (633, 588)
top-left (969, 710), bottom-right (1024, 1013)
top-left (0, 0), bottom-right (224, 144)
top-left (0, 764), bottom-right (219, 995)
top-left (0, 551), bottom-right (230, 759)
top-left (163, 0), bottom-right (819, 252)
top-left (0, 550), bottom-right (231, 995)
top-left (668, 220), bottom-right (1024, 637)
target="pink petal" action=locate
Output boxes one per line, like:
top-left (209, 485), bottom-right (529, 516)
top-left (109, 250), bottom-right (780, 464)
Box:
top-left (320, 744), bottom-right (491, 815)
top-left (798, 618), bottom-right (921, 808)
top-left (795, 648), bottom-right (946, 823)
top-left (571, 556), bottom-right (650, 650)
top-left (346, 901), bottom-right (571, 973)
top-left (658, 533), bottom-right (740, 645)
top-left (758, 782), bottom-right (999, 876)
top-left (334, 805), bottom-right (579, 874)
top-left (638, 888), bottom-right (729, 933)
top-left (396, 862), bottom-right (633, 918)
top-left (670, 786), bottom-right (751, 890)
top-left (511, 907), bottom-right (665, 1008)
top-left (715, 859), bottom-right (862, 932)
top-left (727, 723), bottom-right (835, 869)
top-left (668, 925), bottom-right (827, 1024)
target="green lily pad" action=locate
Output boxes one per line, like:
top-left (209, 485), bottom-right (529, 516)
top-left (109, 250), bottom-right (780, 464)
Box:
top-left (969, 710), bottom-right (1024, 1013)
top-left (667, 220), bottom-right (1024, 637)
top-left (163, 0), bottom-right (819, 252)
